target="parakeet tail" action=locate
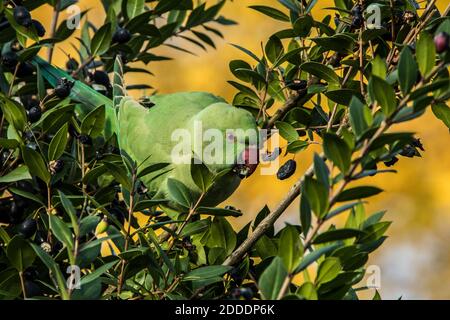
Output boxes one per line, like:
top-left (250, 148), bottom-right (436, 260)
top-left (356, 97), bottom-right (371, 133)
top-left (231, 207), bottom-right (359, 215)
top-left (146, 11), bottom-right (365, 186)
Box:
top-left (32, 56), bottom-right (114, 111)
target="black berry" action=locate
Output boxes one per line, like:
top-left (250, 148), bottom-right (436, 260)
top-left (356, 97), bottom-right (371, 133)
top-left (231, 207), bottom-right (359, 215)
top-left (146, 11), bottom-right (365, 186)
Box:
top-left (351, 15), bottom-right (364, 29)
top-left (14, 6), bottom-right (32, 27)
top-left (27, 106), bottom-right (41, 123)
top-left (240, 287), bottom-right (253, 300)
top-left (1, 51), bottom-right (18, 70)
top-left (25, 142), bottom-right (38, 151)
top-left (24, 98), bottom-right (39, 110)
top-left (65, 58), bottom-right (79, 71)
top-left (112, 28), bottom-right (132, 44)
top-left (434, 32), bottom-right (449, 54)
top-left (351, 5), bottom-right (363, 15)
top-left (78, 135), bottom-right (92, 145)
top-left (400, 145), bottom-right (419, 158)
top-left (34, 230), bottom-right (47, 244)
top-left (384, 156), bottom-right (399, 167)
top-left (92, 70), bottom-right (111, 88)
top-left (24, 280), bottom-right (42, 297)
top-left (277, 159), bottom-right (297, 180)
top-left (287, 79), bottom-right (307, 91)
top-left (18, 219), bottom-right (37, 238)
top-left (55, 78), bottom-right (74, 98)
top-left (32, 19), bottom-right (46, 37)
top-left (16, 62), bottom-right (35, 78)
top-left (9, 201), bottom-right (24, 224)
top-left (23, 267), bottom-right (39, 280)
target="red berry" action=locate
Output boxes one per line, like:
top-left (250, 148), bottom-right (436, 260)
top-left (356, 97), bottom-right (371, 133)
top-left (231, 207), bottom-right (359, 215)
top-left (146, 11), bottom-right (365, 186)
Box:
top-left (434, 32), bottom-right (449, 54)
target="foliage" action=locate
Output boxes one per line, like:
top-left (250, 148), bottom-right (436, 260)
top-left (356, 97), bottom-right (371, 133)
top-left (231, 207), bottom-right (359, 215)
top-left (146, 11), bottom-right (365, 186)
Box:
top-left (0, 0), bottom-right (449, 300)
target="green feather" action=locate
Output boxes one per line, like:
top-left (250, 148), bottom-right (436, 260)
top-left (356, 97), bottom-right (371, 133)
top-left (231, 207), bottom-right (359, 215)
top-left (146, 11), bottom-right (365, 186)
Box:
top-left (33, 56), bottom-right (259, 209)
top-left (32, 56), bottom-right (117, 139)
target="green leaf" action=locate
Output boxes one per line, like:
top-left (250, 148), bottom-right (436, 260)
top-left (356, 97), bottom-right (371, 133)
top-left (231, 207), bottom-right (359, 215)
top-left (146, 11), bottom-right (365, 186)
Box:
top-left (265, 36), bottom-right (284, 64)
top-left (249, 5), bottom-right (290, 22)
top-left (416, 32), bottom-right (436, 77)
top-left (91, 23), bottom-right (112, 56)
top-left (315, 257), bottom-right (341, 285)
top-left (48, 123), bottom-right (68, 161)
top-left (300, 192), bottom-right (311, 236)
top-left (81, 105), bottom-right (105, 138)
top-left (79, 260), bottom-right (118, 286)
top-left (275, 121), bottom-right (299, 142)
top-left (207, 217), bottom-right (236, 257)
top-left (0, 95), bottom-right (27, 131)
top-left (196, 207), bottom-right (243, 217)
top-left (301, 62), bottom-right (340, 84)
top-left (0, 138), bottom-right (19, 149)
top-left (180, 219), bottom-right (210, 237)
top-left (313, 228), bottom-right (366, 244)
top-left (313, 153), bottom-right (329, 189)
top-left (349, 96), bottom-right (371, 138)
top-left (431, 103), bottom-right (450, 129)
top-left (297, 282), bottom-right (318, 300)
top-left (137, 163), bottom-right (170, 179)
top-left (126, 0), bottom-right (144, 19)
top-left (398, 47), bottom-right (418, 94)
top-left (337, 186), bottom-right (383, 202)
top-left (0, 166), bottom-right (32, 183)
top-left (103, 162), bottom-right (132, 191)
top-left (259, 257), bottom-right (288, 299)
top-left (58, 191), bottom-right (79, 236)
top-left (368, 76), bottom-right (396, 116)
top-left (49, 214), bottom-right (73, 250)
top-left (325, 89), bottom-right (361, 105)
top-left (287, 140), bottom-right (309, 154)
top-left (293, 15), bottom-right (313, 37)
top-left (190, 160), bottom-right (214, 192)
top-left (371, 55), bottom-right (387, 79)
top-left (9, 187), bottom-right (44, 206)
top-left (303, 177), bottom-right (328, 218)
top-left (294, 244), bottom-right (340, 273)
top-left (323, 133), bottom-right (351, 173)
top-left (36, 66), bottom-right (46, 101)
top-left (230, 43), bottom-right (261, 62)
top-left (278, 225), bottom-right (303, 272)
top-left (31, 243), bottom-right (69, 300)
top-left (6, 235), bottom-right (36, 271)
top-left (183, 265), bottom-right (232, 281)
top-left (21, 147), bottom-right (50, 184)
top-left (167, 178), bottom-right (194, 208)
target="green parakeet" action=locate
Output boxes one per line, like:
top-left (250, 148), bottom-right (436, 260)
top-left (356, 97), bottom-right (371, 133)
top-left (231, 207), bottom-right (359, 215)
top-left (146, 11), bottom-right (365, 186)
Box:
top-left (32, 57), bottom-right (259, 209)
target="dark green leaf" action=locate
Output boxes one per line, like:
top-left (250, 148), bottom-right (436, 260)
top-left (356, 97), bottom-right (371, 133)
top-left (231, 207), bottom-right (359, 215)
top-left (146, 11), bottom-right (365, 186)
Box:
top-left (7, 235), bottom-right (35, 271)
top-left (337, 186), bottom-right (383, 202)
top-left (21, 147), bottom-right (50, 184)
top-left (323, 133), bottom-right (351, 173)
top-left (398, 47), bottom-right (418, 94)
top-left (48, 123), bottom-right (68, 161)
top-left (249, 5), bottom-right (290, 22)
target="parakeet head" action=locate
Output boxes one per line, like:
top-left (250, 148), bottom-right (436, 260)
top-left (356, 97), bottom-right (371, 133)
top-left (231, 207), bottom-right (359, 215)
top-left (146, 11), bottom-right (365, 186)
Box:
top-left (192, 102), bottom-right (260, 178)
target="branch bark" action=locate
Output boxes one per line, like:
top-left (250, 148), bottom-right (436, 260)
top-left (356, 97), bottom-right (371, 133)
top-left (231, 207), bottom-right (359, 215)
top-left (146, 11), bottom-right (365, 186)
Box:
top-left (223, 160), bottom-right (317, 266)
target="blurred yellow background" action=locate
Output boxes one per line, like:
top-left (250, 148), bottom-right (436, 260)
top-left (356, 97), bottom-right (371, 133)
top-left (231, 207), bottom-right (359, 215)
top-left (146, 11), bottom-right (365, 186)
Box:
top-left (34, 0), bottom-right (450, 299)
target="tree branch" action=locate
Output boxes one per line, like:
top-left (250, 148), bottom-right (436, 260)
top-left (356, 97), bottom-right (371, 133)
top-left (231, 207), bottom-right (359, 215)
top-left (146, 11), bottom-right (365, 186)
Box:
top-left (223, 161), bottom-right (317, 266)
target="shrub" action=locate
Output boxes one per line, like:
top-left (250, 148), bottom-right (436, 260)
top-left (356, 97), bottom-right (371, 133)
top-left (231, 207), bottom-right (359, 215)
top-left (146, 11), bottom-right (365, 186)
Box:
top-left (0, 0), bottom-right (449, 300)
